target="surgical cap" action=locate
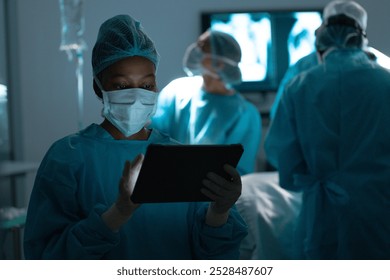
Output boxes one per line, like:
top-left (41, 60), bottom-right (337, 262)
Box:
top-left (209, 30), bottom-right (242, 63)
top-left (323, 1), bottom-right (367, 31)
top-left (92, 14), bottom-right (159, 76)
top-left (315, 14), bottom-right (364, 53)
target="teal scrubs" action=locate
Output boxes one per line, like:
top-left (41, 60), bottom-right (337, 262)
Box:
top-left (270, 52), bottom-right (318, 120)
top-left (24, 124), bottom-right (248, 259)
top-left (152, 76), bottom-right (261, 175)
top-left (265, 50), bottom-right (390, 259)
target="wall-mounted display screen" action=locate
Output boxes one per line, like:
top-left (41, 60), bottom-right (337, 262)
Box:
top-left (201, 9), bottom-right (322, 93)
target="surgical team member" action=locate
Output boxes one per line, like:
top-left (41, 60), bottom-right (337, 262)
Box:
top-left (24, 14), bottom-right (248, 260)
top-left (270, 0), bottom-right (369, 120)
top-left (265, 4), bottom-right (390, 259)
top-left (151, 30), bottom-right (261, 175)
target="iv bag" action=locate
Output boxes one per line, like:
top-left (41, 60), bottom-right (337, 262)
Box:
top-left (58, 0), bottom-right (86, 130)
top-left (59, 0), bottom-right (86, 60)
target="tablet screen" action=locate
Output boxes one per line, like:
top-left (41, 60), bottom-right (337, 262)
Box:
top-left (130, 144), bottom-right (244, 203)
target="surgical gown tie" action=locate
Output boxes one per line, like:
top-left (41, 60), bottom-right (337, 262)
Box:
top-left (292, 174), bottom-right (350, 259)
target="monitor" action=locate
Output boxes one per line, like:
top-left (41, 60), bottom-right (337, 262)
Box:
top-left (201, 9), bottom-right (322, 93)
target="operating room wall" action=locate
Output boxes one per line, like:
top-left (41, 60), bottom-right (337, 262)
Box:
top-left (5, 0), bottom-right (390, 207)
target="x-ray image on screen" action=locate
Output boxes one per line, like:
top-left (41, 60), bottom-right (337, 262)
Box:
top-left (210, 13), bottom-right (271, 82)
top-left (202, 9), bottom-right (322, 93)
top-left (287, 12), bottom-right (322, 65)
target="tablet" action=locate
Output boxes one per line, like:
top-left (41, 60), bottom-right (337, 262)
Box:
top-left (130, 144), bottom-right (244, 203)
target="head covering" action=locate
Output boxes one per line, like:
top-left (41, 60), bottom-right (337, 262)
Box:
top-left (92, 14), bottom-right (159, 76)
top-left (316, 1), bottom-right (368, 55)
top-left (209, 30), bottom-right (242, 64)
top-left (183, 30), bottom-right (242, 86)
top-left (315, 14), bottom-right (365, 55)
top-left (323, 1), bottom-right (367, 31)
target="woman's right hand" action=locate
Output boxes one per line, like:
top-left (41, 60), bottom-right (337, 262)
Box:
top-left (102, 154), bottom-right (144, 231)
top-left (115, 154), bottom-right (144, 216)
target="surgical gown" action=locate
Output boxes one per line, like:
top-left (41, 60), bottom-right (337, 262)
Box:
top-left (24, 124), bottom-right (248, 259)
top-left (270, 52), bottom-right (318, 120)
top-left (151, 76), bottom-right (261, 175)
top-left (265, 49), bottom-right (390, 259)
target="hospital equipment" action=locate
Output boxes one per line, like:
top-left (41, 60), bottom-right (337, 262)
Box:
top-left (59, 0), bottom-right (86, 130)
top-left (201, 8), bottom-right (322, 93)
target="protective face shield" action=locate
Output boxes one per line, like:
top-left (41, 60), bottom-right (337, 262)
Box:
top-left (96, 79), bottom-right (158, 137)
top-left (182, 43), bottom-right (220, 79)
top-left (182, 42), bottom-right (242, 86)
top-left (182, 31), bottom-right (242, 87)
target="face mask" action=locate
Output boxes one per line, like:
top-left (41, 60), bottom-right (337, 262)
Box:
top-left (100, 86), bottom-right (158, 137)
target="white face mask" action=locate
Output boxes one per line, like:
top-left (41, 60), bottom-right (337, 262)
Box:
top-left (101, 87), bottom-right (158, 137)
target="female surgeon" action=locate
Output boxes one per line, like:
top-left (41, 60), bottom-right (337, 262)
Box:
top-left (23, 14), bottom-right (248, 260)
top-left (151, 30), bottom-right (261, 175)
top-left (265, 1), bottom-right (390, 259)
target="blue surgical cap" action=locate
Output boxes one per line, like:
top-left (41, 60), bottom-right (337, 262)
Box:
top-left (316, 14), bottom-right (364, 53)
top-left (209, 30), bottom-right (242, 63)
top-left (92, 14), bottom-right (159, 76)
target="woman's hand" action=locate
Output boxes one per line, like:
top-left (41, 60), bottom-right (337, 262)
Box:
top-left (115, 154), bottom-right (144, 216)
top-left (201, 164), bottom-right (242, 227)
top-left (102, 154), bottom-right (144, 231)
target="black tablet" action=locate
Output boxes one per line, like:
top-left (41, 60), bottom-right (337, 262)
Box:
top-left (130, 144), bottom-right (244, 203)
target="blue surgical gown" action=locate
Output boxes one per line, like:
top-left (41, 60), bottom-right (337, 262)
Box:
top-left (265, 49), bottom-right (390, 259)
top-left (24, 124), bottom-right (248, 259)
top-left (270, 52), bottom-right (318, 120)
top-left (151, 76), bottom-right (262, 175)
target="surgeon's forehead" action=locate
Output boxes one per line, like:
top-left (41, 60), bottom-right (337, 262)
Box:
top-left (101, 57), bottom-right (156, 81)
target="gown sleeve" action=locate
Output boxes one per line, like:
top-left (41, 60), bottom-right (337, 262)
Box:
top-left (264, 81), bottom-right (308, 191)
top-left (150, 82), bottom-right (177, 135)
top-left (225, 101), bottom-right (262, 175)
top-left (270, 52), bottom-right (318, 120)
top-left (191, 204), bottom-right (248, 259)
top-left (24, 143), bottom-right (118, 259)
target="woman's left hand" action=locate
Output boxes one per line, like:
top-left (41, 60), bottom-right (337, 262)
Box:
top-left (201, 164), bottom-right (242, 215)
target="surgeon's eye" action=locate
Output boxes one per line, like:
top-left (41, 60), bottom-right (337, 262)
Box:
top-left (141, 83), bottom-right (156, 91)
top-left (114, 83), bottom-right (128, 90)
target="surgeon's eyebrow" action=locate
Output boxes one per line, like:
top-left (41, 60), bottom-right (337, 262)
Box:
top-left (107, 72), bottom-right (156, 81)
